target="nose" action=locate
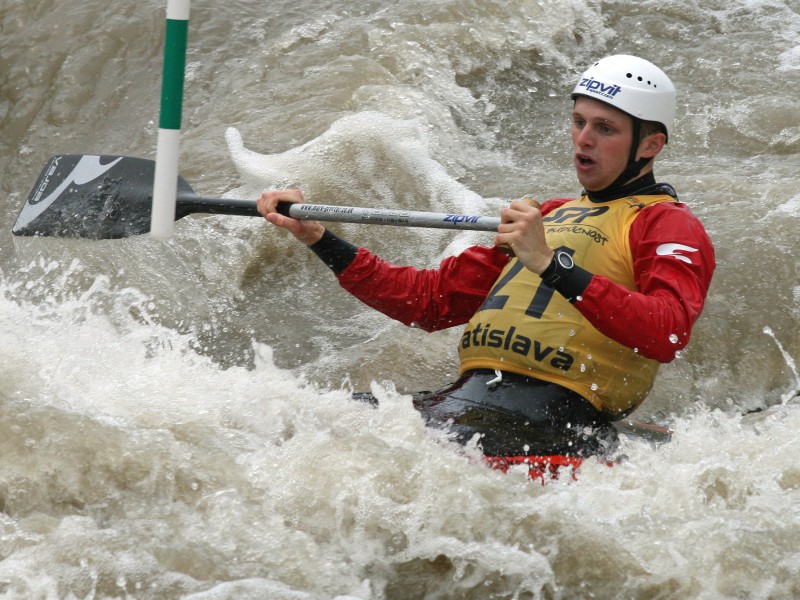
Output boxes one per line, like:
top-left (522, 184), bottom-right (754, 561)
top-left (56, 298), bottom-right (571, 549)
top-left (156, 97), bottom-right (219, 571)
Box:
top-left (574, 124), bottom-right (594, 148)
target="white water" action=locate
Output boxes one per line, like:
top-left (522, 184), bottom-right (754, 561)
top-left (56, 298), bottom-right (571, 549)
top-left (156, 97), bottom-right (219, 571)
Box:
top-left (2, 0), bottom-right (799, 597)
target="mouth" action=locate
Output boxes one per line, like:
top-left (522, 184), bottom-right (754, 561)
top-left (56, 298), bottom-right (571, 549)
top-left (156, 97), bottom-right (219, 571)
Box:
top-left (575, 153), bottom-right (595, 167)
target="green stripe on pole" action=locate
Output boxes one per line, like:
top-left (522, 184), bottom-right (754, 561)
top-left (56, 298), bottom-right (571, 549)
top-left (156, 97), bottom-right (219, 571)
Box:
top-left (159, 18), bottom-right (188, 130)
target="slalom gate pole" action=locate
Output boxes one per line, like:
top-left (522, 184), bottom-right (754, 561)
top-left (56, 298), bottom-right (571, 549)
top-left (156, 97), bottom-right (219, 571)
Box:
top-left (150, 0), bottom-right (190, 239)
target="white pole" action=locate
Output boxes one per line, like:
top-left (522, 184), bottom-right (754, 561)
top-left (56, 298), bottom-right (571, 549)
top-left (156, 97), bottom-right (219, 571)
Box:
top-left (150, 0), bottom-right (191, 239)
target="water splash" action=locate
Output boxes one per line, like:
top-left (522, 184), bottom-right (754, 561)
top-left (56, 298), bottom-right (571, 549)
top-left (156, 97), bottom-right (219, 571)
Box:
top-left (763, 326), bottom-right (800, 403)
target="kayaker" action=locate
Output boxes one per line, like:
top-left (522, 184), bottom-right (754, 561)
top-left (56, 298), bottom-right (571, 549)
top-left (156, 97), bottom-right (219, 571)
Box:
top-left (256, 54), bottom-right (716, 461)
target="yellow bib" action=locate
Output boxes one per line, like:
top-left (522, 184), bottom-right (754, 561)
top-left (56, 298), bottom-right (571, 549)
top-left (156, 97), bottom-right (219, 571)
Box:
top-left (458, 195), bottom-right (676, 415)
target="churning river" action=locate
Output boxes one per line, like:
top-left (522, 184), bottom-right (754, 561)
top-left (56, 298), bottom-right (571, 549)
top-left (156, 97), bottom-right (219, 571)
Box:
top-left (1, 0), bottom-right (799, 598)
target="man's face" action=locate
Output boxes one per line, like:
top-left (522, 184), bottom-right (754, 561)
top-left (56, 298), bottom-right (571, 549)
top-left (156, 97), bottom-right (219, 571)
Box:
top-left (571, 96), bottom-right (635, 192)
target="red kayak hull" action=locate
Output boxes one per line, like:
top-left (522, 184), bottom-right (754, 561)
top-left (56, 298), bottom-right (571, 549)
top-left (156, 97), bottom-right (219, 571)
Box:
top-left (485, 455), bottom-right (594, 482)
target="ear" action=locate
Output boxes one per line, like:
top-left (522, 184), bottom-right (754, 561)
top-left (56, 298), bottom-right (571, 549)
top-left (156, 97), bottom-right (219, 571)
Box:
top-left (638, 132), bottom-right (667, 160)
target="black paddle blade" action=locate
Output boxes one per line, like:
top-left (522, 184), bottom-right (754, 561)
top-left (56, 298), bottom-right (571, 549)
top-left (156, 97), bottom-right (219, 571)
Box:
top-left (11, 155), bottom-right (194, 239)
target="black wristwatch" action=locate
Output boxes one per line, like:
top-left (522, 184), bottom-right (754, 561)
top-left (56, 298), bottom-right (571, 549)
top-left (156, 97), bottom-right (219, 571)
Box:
top-left (539, 248), bottom-right (575, 286)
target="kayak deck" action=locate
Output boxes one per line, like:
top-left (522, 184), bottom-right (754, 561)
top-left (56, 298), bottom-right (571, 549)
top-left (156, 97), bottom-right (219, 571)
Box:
top-left (353, 390), bottom-right (668, 482)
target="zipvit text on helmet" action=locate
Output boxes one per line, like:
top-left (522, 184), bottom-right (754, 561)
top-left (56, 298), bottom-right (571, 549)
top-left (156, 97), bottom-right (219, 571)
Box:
top-left (577, 77), bottom-right (622, 99)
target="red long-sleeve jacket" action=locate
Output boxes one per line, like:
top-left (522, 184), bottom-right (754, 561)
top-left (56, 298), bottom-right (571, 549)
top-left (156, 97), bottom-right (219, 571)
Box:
top-left (332, 198), bottom-right (715, 363)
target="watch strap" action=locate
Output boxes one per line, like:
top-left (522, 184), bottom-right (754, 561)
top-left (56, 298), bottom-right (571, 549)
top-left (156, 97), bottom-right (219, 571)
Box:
top-left (540, 248), bottom-right (574, 286)
top-left (538, 247), bottom-right (593, 302)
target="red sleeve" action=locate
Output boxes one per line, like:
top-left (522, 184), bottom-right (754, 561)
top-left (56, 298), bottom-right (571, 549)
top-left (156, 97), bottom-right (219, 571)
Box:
top-left (575, 202), bottom-right (716, 362)
top-left (336, 245), bottom-right (510, 332)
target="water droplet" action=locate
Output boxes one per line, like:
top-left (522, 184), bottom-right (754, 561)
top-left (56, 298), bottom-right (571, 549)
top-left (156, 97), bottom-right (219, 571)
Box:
top-left (591, 383), bottom-right (598, 391)
top-left (569, 329), bottom-right (576, 337)
top-left (575, 295), bottom-right (583, 302)
top-left (580, 363), bottom-right (586, 372)
top-left (763, 326), bottom-right (773, 335)
top-left (669, 334), bottom-right (679, 344)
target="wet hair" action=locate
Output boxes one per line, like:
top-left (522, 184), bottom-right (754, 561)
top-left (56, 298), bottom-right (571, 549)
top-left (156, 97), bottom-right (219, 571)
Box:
top-left (639, 119), bottom-right (667, 142)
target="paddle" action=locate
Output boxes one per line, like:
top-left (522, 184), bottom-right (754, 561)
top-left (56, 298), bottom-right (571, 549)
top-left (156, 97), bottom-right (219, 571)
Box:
top-left (11, 154), bottom-right (501, 239)
top-left (614, 419), bottom-right (671, 443)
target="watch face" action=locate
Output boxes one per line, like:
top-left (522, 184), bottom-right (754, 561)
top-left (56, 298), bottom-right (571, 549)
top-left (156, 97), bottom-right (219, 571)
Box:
top-left (556, 251), bottom-right (574, 269)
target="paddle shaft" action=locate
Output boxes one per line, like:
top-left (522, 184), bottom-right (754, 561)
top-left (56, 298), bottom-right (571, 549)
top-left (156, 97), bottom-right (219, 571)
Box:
top-left (180, 195), bottom-right (502, 232)
top-left (278, 201), bottom-right (501, 231)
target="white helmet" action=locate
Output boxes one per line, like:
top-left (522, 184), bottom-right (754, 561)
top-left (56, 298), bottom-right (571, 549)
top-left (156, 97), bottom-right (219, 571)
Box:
top-left (571, 55), bottom-right (676, 141)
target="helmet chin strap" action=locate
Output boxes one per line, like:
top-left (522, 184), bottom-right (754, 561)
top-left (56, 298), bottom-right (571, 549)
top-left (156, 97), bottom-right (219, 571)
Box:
top-left (588, 118), bottom-right (653, 201)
